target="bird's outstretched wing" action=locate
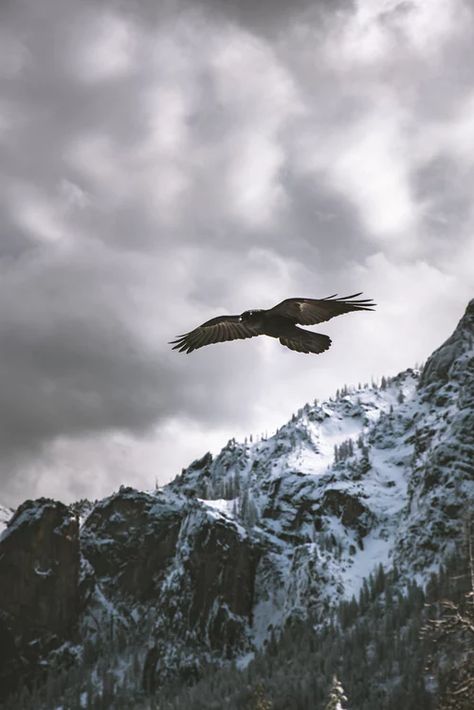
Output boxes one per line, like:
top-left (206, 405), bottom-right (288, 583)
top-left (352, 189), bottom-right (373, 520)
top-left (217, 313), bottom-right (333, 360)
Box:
top-left (170, 315), bottom-right (259, 354)
top-left (268, 293), bottom-right (375, 325)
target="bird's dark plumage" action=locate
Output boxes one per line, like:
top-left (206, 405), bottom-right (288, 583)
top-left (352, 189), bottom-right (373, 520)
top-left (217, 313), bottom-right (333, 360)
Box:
top-left (170, 293), bottom-right (375, 355)
top-left (170, 315), bottom-right (259, 354)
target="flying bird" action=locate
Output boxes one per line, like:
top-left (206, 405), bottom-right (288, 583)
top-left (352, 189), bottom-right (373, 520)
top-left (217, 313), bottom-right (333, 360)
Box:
top-left (170, 293), bottom-right (375, 355)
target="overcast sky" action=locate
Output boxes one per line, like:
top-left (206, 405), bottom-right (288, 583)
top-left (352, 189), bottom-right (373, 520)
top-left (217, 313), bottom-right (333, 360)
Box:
top-left (0, 0), bottom-right (473, 506)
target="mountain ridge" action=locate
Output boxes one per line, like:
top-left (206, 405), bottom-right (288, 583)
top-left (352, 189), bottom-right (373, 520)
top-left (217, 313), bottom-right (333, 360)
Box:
top-left (0, 298), bottom-right (473, 707)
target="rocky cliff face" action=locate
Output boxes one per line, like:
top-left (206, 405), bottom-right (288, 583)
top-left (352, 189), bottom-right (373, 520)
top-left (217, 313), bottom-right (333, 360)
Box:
top-left (419, 298), bottom-right (474, 391)
top-left (0, 500), bottom-right (80, 698)
top-left (0, 300), bottom-right (473, 705)
top-left (398, 299), bottom-right (474, 570)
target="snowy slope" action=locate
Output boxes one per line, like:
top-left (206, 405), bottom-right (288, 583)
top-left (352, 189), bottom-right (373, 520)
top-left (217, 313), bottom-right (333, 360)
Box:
top-left (167, 299), bottom-right (473, 645)
top-left (169, 371), bottom-right (418, 640)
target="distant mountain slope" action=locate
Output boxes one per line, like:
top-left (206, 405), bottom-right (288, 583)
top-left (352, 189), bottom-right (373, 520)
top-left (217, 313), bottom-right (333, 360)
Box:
top-left (1, 299), bottom-right (473, 708)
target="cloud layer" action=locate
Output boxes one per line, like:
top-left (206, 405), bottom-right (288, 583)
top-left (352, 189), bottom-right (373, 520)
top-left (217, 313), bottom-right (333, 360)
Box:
top-left (0, 0), bottom-right (473, 505)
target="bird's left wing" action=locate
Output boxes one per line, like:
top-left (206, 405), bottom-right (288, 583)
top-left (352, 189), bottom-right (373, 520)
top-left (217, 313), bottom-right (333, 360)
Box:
top-left (267, 293), bottom-right (375, 325)
top-left (170, 315), bottom-right (259, 354)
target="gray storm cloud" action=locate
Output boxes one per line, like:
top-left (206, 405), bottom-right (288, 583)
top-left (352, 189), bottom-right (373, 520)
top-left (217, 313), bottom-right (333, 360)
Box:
top-left (0, 0), bottom-right (473, 505)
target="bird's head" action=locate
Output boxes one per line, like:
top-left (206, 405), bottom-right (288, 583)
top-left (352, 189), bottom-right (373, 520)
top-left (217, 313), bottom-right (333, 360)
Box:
top-left (239, 309), bottom-right (263, 322)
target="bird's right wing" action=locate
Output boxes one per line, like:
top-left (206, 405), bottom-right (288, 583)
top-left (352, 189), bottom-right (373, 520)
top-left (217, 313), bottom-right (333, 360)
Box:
top-left (267, 293), bottom-right (375, 325)
top-left (170, 315), bottom-right (259, 354)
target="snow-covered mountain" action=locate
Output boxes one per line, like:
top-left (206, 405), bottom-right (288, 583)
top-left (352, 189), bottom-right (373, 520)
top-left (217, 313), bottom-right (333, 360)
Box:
top-left (0, 299), bottom-right (473, 708)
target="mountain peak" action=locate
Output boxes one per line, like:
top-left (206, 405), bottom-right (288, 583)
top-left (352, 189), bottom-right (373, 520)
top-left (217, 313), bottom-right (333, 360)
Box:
top-left (465, 297), bottom-right (474, 315)
top-left (419, 297), bottom-right (474, 390)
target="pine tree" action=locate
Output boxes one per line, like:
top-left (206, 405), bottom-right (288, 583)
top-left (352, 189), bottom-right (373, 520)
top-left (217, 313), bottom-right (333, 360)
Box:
top-left (358, 445), bottom-right (370, 475)
top-left (251, 683), bottom-right (273, 709)
top-left (325, 674), bottom-right (348, 710)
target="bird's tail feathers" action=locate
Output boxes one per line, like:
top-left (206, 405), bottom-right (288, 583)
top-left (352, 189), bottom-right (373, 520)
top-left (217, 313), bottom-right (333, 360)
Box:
top-left (279, 329), bottom-right (331, 354)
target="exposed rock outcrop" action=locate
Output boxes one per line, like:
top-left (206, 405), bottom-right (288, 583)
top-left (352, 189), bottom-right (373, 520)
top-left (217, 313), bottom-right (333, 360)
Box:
top-left (419, 298), bottom-right (474, 391)
top-left (0, 499), bottom-right (80, 700)
top-left (81, 487), bottom-right (185, 600)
